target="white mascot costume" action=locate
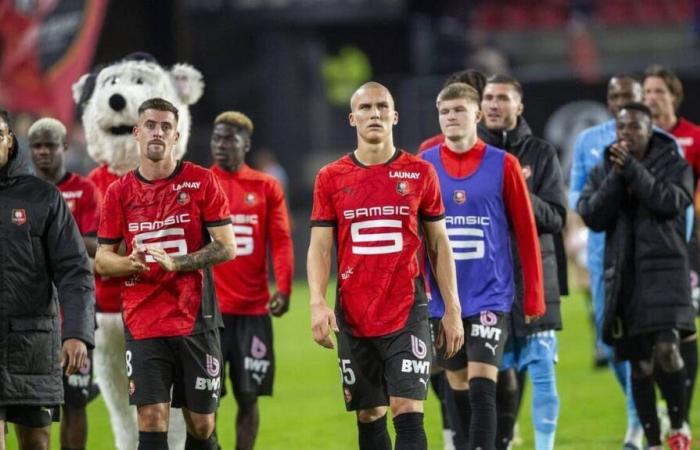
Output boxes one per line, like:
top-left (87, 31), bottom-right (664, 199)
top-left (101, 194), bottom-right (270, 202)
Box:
top-left (73, 53), bottom-right (204, 450)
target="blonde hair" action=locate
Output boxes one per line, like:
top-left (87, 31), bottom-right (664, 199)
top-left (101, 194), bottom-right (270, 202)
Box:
top-left (28, 117), bottom-right (67, 140)
top-left (214, 111), bottom-right (254, 135)
top-left (436, 82), bottom-right (480, 106)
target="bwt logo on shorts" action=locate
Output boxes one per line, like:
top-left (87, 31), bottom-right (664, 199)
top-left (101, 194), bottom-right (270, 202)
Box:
top-left (195, 377), bottom-right (221, 391)
top-left (480, 311), bottom-right (498, 326)
top-left (67, 373), bottom-right (91, 388)
top-left (401, 359), bottom-right (431, 374)
top-left (411, 335), bottom-right (427, 359)
top-left (206, 354), bottom-right (220, 377)
top-left (471, 325), bottom-right (502, 341)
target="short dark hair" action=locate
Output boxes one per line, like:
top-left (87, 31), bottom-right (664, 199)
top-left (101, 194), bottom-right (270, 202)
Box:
top-left (443, 69), bottom-right (487, 100)
top-left (0, 109), bottom-right (19, 158)
top-left (643, 65), bottom-right (683, 110)
top-left (138, 98), bottom-right (179, 123)
top-left (486, 74), bottom-right (523, 99)
top-left (618, 102), bottom-right (653, 119)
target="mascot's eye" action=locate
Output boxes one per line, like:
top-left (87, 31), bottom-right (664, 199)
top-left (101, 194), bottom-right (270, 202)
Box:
top-left (110, 76), bottom-right (119, 85)
top-left (136, 77), bottom-right (144, 85)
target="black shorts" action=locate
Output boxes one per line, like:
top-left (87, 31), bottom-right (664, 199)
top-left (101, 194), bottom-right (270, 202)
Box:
top-left (0, 405), bottom-right (57, 428)
top-left (220, 314), bottom-right (274, 398)
top-left (63, 349), bottom-right (94, 409)
top-left (616, 329), bottom-right (683, 361)
top-left (430, 311), bottom-right (509, 371)
top-left (337, 319), bottom-right (432, 411)
top-left (125, 328), bottom-right (222, 414)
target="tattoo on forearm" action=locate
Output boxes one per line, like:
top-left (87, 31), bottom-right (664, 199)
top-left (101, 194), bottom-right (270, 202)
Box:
top-left (172, 240), bottom-right (232, 271)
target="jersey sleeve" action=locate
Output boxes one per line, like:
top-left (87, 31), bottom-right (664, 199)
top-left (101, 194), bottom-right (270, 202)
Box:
top-left (419, 164), bottom-right (445, 221)
top-left (203, 171), bottom-right (232, 227)
top-left (267, 180), bottom-right (294, 295)
top-left (310, 168), bottom-right (336, 226)
top-left (97, 181), bottom-right (124, 245)
top-left (502, 154), bottom-right (545, 316)
top-left (77, 180), bottom-right (100, 236)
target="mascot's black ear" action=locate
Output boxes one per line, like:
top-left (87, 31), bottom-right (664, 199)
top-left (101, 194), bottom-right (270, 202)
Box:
top-left (73, 63), bottom-right (105, 117)
top-left (122, 52), bottom-right (158, 64)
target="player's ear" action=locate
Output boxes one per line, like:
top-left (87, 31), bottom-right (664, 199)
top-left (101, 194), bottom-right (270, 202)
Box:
top-left (174, 130), bottom-right (180, 143)
top-left (133, 125), bottom-right (140, 138)
top-left (475, 109), bottom-right (483, 124)
top-left (516, 101), bottom-right (524, 117)
top-left (349, 112), bottom-right (356, 127)
top-left (393, 111), bottom-right (399, 125)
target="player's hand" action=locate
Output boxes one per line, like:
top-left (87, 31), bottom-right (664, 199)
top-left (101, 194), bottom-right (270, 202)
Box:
top-left (145, 245), bottom-right (176, 271)
top-left (61, 338), bottom-right (87, 376)
top-left (609, 141), bottom-right (630, 173)
top-left (525, 314), bottom-right (542, 324)
top-left (438, 308), bottom-right (464, 359)
top-left (310, 301), bottom-right (338, 349)
top-left (269, 291), bottom-right (290, 317)
top-left (128, 239), bottom-right (149, 272)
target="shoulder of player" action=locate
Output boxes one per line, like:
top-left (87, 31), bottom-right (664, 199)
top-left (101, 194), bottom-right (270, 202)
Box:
top-left (575, 120), bottom-right (614, 144)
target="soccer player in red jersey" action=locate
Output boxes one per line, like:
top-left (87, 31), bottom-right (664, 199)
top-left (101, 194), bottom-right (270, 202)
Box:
top-left (95, 98), bottom-right (236, 450)
top-left (209, 111), bottom-right (293, 450)
top-left (28, 117), bottom-right (100, 450)
top-left (644, 65), bottom-right (699, 439)
top-left (417, 69), bottom-right (486, 154)
top-left (308, 82), bottom-right (464, 450)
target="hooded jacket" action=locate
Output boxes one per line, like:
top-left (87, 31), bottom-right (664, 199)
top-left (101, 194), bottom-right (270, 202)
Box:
top-left (0, 143), bottom-right (95, 406)
top-left (479, 118), bottom-right (568, 337)
top-left (578, 132), bottom-right (696, 341)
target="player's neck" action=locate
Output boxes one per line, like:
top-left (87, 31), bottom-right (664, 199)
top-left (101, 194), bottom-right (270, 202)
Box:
top-left (36, 167), bottom-right (66, 185)
top-left (445, 133), bottom-right (477, 154)
top-left (138, 157), bottom-right (178, 181)
top-left (654, 112), bottom-right (678, 132)
top-left (355, 141), bottom-right (396, 165)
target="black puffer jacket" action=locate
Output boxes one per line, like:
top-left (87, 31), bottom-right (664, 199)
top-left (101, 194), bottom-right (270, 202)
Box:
top-left (479, 118), bottom-right (568, 337)
top-left (578, 132), bottom-right (695, 342)
top-left (0, 145), bottom-right (95, 406)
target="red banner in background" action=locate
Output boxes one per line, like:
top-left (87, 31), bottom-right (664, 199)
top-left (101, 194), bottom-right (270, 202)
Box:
top-left (0, 0), bottom-right (108, 124)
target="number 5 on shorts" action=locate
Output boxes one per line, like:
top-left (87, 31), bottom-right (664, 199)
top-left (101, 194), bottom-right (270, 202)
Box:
top-left (339, 358), bottom-right (356, 385)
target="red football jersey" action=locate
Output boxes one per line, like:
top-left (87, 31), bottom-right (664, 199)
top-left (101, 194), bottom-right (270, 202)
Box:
top-left (311, 150), bottom-right (445, 338)
top-left (88, 165), bottom-right (122, 313)
top-left (57, 172), bottom-right (99, 235)
top-left (672, 117), bottom-right (700, 179)
top-left (417, 133), bottom-right (445, 154)
top-left (211, 164), bottom-right (294, 315)
top-left (97, 161), bottom-right (231, 340)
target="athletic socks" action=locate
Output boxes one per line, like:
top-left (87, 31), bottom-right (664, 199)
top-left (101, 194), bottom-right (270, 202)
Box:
top-left (655, 366), bottom-right (688, 430)
top-left (138, 431), bottom-right (168, 450)
top-left (185, 432), bottom-right (218, 450)
top-left (358, 414), bottom-right (391, 450)
top-left (529, 358), bottom-right (560, 450)
top-left (393, 412), bottom-right (427, 450)
top-left (680, 339), bottom-right (698, 423)
top-left (495, 370), bottom-right (519, 450)
top-left (468, 377), bottom-right (497, 450)
top-left (630, 375), bottom-right (661, 447)
top-left (451, 388), bottom-right (471, 448)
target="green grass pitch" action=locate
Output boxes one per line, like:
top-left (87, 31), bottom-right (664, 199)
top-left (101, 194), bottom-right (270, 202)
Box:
top-left (6, 282), bottom-right (699, 449)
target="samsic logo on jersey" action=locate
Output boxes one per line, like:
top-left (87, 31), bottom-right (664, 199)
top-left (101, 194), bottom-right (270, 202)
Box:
top-left (453, 190), bottom-right (466, 205)
top-left (343, 205), bottom-right (410, 220)
top-left (128, 213), bottom-right (191, 232)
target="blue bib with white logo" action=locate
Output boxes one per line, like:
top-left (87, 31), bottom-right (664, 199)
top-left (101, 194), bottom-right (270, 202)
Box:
top-left (421, 145), bottom-right (515, 318)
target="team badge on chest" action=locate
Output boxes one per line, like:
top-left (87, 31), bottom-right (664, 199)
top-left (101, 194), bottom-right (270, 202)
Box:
top-left (11, 208), bottom-right (27, 225)
top-left (245, 192), bottom-right (257, 205)
top-left (453, 190), bottom-right (466, 204)
top-left (396, 181), bottom-right (409, 196)
top-left (176, 191), bottom-right (190, 205)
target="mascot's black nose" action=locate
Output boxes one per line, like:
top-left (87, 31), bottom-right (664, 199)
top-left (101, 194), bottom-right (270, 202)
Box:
top-left (109, 94), bottom-right (127, 112)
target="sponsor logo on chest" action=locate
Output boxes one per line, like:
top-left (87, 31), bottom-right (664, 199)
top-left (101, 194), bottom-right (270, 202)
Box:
top-left (61, 190), bottom-right (83, 200)
top-left (172, 181), bottom-right (201, 191)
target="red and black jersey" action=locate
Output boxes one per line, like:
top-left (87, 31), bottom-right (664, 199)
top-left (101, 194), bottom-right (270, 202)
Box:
top-left (97, 161), bottom-right (231, 340)
top-left (57, 172), bottom-right (99, 236)
top-left (672, 118), bottom-right (700, 179)
top-left (311, 150), bottom-right (445, 338)
top-left (211, 164), bottom-right (294, 315)
top-left (88, 165), bottom-right (122, 313)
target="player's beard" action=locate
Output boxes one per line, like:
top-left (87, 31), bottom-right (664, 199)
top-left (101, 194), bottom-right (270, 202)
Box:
top-left (145, 143), bottom-right (167, 162)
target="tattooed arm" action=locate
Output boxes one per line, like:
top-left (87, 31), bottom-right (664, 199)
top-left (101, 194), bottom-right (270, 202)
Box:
top-left (146, 224), bottom-right (237, 272)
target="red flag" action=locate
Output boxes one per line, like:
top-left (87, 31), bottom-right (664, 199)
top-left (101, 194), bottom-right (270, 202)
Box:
top-left (0, 0), bottom-right (108, 124)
